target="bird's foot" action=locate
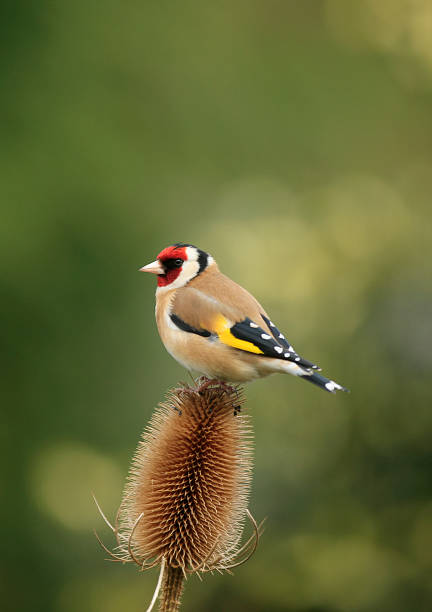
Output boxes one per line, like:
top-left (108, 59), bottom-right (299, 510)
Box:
top-left (196, 377), bottom-right (236, 396)
top-left (196, 377), bottom-right (214, 393)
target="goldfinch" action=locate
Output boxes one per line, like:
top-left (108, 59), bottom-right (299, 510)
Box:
top-left (140, 243), bottom-right (348, 393)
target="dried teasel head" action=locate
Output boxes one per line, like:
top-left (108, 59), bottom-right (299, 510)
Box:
top-left (122, 378), bottom-right (257, 570)
top-left (94, 378), bottom-right (261, 610)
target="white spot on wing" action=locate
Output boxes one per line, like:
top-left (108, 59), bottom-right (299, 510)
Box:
top-left (274, 346), bottom-right (283, 354)
top-left (278, 333), bottom-right (285, 339)
top-left (249, 322), bottom-right (258, 328)
top-left (261, 333), bottom-right (271, 340)
top-left (325, 381), bottom-right (336, 392)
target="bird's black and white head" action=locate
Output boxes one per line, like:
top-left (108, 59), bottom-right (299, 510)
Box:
top-left (140, 244), bottom-right (214, 290)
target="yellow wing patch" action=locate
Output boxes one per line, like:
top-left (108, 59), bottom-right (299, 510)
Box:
top-left (211, 315), bottom-right (264, 355)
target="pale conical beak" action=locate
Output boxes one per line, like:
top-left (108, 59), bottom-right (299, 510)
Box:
top-left (139, 260), bottom-right (164, 274)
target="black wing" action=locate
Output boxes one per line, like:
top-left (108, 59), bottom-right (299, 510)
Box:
top-left (229, 315), bottom-right (320, 370)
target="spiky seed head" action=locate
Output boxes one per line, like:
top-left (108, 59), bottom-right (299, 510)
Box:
top-left (117, 380), bottom-right (253, 572)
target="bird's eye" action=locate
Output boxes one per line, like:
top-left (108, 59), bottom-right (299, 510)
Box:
top-left (163, 257), bottom-right (184, 270)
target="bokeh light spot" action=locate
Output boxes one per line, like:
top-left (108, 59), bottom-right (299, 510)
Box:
top-left (411, 503), bottom-right (432, 568)
top-left (290, 534), bottom-right (406, 611)
top-left (30, 442), bottom-right (123, 531)
top-left (56, 574), bottom-right (155, 612)
top-left (325, 0), bottom-right (432, 72)
top-left (322, 175), bottom-right (412, 261)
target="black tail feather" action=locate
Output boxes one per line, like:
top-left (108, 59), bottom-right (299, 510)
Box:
top-left (300, 371), bottom-right (349, 394)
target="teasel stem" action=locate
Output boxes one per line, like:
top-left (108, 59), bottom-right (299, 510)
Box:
top-left (94, 377), bottom-right (262, 612)
top-left (159, 564), bottom-right (184, 612)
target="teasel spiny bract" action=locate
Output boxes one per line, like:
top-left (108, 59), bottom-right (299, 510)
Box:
top-left (94, 378), bottom-right (262, 612)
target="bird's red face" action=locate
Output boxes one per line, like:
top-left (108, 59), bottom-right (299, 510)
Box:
top-left (140, 244), bottom-right (212, 290)
top-left (155, 245), bottom-right (188, 287)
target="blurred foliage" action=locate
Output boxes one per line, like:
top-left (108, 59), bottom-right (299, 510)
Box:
top-left (2, 1), bottom-right (432, 611)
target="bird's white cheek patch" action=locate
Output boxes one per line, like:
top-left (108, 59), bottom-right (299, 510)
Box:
top-left (156, 261), bottom-right (200, 293)
top-left (185, 246), bottom-right (198, 261)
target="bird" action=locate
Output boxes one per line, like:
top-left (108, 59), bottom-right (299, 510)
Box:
top-left (140, 243), bottom-right (348, 393)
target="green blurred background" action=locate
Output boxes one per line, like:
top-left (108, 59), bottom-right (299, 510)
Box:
top-left (2, 1), bottom-right (432, 611)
